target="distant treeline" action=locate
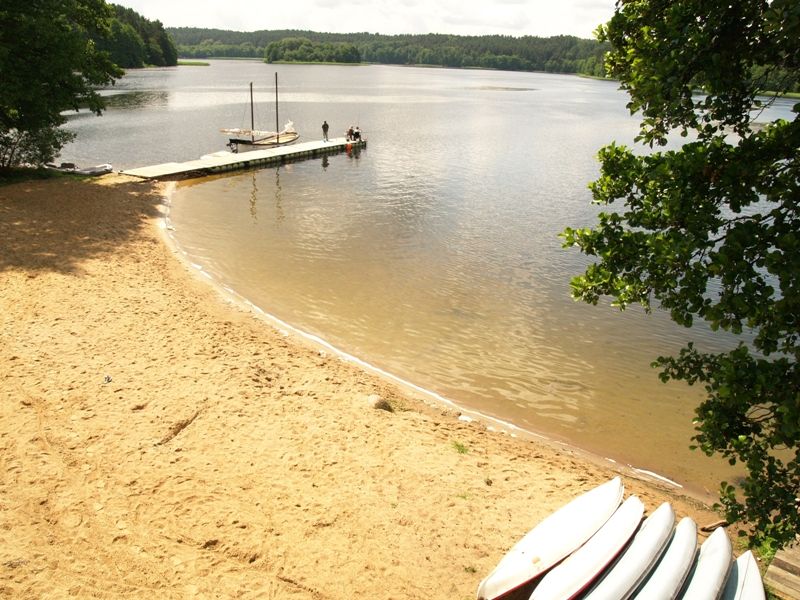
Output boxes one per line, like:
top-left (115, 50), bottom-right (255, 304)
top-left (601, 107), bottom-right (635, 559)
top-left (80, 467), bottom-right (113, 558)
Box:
top-left (166, 28), bottom-right (799, 90)
top-left (95, 5), bottom-right (177, 68)
top-left (168, 28), bottom-right (608, 76)
top-left (265, 38), bottom-right (360, 64)
top-left (751, 64), bottom-right (800, 94)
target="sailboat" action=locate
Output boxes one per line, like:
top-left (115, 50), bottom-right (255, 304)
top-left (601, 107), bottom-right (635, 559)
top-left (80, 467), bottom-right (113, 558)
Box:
top-left (221, 73), bottom-right (299, 153)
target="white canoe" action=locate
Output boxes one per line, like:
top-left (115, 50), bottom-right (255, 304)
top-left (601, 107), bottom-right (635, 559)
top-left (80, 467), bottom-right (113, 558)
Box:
top-left (679, 527), bottom-right (733, 600)
top-left (75, 163), bottom-right (113, 176)
top-left (584, 501), bottom-right (675, 600)
top-left (721, 550), bottom-right (765, 600)
top-left (476, 477), bottom-right (624, 600)
top-left (529, 495), bottom-right (645, 600)
top-left (632, 516), bottom-right (697, 599)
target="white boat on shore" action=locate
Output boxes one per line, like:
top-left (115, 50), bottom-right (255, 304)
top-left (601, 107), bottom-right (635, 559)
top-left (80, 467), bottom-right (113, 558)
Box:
top-left (529, 495), bottom-right (645, 600)
top-left (476, 481), bottom-right (767, 600)
top-left (476, 477), bottom-right (624, 600)
top-left (721, 550), bottom-right (765, 600)
top-left (46, 162), bottom-right (113, 176)
top-left (679, 526), bottom-right (733, 600)
top-left (583, 501), bottom-right (675, 600)
top-left (632, 516), bottom-right (697, 599)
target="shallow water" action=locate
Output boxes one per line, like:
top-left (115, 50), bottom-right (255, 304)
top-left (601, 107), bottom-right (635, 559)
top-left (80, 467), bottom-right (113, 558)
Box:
top-left (64, 60), bottom-right (796, 495)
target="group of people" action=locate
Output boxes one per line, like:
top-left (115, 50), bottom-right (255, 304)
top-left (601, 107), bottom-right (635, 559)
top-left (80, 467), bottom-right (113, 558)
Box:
top-left (320, 121), bottom-right (362, 142)
top-left (346, 125), bottom-right (362, 141)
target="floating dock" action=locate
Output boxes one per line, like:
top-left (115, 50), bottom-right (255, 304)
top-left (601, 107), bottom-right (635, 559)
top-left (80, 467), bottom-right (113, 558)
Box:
top-left (121, 137), bottom-right (366, 180)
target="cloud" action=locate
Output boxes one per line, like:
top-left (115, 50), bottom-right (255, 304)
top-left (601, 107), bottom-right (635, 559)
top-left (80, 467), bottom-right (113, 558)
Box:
top-left (115, 0), bottom-right (614, 38)
top-left (440, 8), bottom-right (532, 34)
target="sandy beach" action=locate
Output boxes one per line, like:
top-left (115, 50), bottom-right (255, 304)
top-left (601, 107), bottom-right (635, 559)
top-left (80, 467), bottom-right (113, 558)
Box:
top-left (0, 175), bottom-right (720, 599)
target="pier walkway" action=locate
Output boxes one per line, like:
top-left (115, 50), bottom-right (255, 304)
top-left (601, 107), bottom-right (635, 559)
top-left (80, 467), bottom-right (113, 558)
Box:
top-left (766, 544), bottom-right (800, 599)
top-left (121, 137), bottom-right (366, 180)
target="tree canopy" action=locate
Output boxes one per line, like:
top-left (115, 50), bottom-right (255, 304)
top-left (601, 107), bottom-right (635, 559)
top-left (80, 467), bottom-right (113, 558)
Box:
top-left (1, 0), bottom-right (121, 134)
top-left (0, 0), bottom-right (122, 167)
top-left (98, 4), bottom-right (177, 68)
top-left (562, 0), bottom-right (799, 548)
top-left (265, 37), bottom-right (360, 64)
top-left (0, 1), bottom-right (177, 168)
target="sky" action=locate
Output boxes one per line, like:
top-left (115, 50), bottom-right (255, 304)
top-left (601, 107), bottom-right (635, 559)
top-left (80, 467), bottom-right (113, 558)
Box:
top-left (115, 0), bottom-right (614, 39)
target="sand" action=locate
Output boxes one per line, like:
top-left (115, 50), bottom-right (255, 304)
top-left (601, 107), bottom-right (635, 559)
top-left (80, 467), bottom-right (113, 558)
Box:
top-left (0, 175), bottom-right (719, 599)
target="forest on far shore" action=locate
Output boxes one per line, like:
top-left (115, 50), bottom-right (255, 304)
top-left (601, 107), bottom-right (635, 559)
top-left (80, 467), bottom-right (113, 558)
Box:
top-left (168, 28), bottom-right (609, 76)
top-left (165, 27), bottom-right (798, 92)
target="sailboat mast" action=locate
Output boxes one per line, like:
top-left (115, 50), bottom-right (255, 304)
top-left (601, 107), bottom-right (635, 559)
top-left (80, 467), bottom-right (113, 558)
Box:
top-left (249, 82), bottom-right (254, 142)
top-left (275, 72), bottom-right (279, 144)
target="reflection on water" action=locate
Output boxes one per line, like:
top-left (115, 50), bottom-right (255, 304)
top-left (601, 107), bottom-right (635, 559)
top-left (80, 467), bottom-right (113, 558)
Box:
top-left (63, 61), bottom-right (797, 496)
top-left (170, 143), bottom-right (735, 495)
top-left (472, 86), bottom-right (538, 92)
top-left (103, 90), bottom-right (170, 109)
top-left (248, 171), bottom-right (259, 221)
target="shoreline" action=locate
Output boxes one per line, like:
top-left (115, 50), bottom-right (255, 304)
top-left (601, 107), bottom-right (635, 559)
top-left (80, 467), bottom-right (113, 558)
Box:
top-left (161, 181), bottom-right (702, 500)
top-left (1, 175), bottom-right (721, 598)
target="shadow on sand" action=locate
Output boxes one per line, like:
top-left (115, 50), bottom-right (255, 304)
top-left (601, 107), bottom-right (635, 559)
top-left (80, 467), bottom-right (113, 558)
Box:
top-left (0, 175), bottom-right (164, 275)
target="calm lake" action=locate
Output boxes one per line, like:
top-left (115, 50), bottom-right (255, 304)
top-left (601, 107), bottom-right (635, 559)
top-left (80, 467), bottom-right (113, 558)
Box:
top-left (63, 60), bottom-right (793, 496)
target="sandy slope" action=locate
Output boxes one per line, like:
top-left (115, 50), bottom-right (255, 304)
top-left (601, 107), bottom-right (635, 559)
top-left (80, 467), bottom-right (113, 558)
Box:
top-left (0, 176), bottom-right (717, 599)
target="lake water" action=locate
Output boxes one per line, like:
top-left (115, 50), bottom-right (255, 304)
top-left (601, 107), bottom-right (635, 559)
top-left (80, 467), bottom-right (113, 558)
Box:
top-left (63, 60), bottom-right (794, 496)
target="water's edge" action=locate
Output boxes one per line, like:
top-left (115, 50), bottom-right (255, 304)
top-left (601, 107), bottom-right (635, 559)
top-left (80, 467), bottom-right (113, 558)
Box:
top-left (154, 180), bottom-right (718, 505)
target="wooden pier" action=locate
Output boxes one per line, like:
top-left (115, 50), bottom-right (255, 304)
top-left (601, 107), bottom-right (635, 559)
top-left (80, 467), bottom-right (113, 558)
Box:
top-left (765, 544), bottom-right (800, 599)
top-left (120, 137), bottom-right (366, 180)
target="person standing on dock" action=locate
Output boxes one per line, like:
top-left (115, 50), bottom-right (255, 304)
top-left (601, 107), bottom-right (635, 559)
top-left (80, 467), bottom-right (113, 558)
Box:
top-left (322, 120), bottom-right (329, 142)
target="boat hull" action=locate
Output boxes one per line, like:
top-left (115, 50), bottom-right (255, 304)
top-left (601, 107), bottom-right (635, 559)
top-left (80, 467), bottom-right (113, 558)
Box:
top-left (583, 501), bottom-right (675, 600)
top-left (679, 526), bottom-right (732, 600)
top-left (529, 495), bottom-right (645, 600)
top-left (721, 550), bottom-right (765, 600)
top-left (228, 132), bottom-right (300, 153)
top-left (632, 516), bottom-right (697, 599)
top-left (476, 477), bottom-right (624, 600)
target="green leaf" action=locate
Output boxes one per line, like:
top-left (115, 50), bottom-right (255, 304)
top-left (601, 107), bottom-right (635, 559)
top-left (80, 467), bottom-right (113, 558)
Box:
top-left (561, 0), bottom-right (800, 551)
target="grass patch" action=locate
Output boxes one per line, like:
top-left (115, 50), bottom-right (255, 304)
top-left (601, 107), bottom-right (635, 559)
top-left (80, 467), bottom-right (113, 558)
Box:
top-left (577, 73), bottom-right (615, 81)
top-left (757, 90), bottom-right (800, 99)
top-left (199, 56), bottom-right (262, 61)
top-left (754, 536), bottom-right (779, 564)
top-left (269, 60), bottom-right (365, 66)
top-left (0, 166), bottom-right (66, 186)
top-left (452, 440), bottom-right (469, 454)
top-left (178, 60), bottom-right (210, 67)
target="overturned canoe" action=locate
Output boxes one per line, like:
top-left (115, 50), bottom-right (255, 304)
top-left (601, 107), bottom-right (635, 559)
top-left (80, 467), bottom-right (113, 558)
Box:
top-left (476, 477), bottom-right (624, 600)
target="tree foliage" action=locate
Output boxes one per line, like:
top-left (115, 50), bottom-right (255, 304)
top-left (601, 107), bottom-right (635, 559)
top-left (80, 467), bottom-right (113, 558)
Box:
top-left (169, 28), bottom-right (608, 76)
top-left (0, 127), bottom-right (76, 170)
top-left (0, 0), bottom-right (122, 167)
top-left (265, 37), bottom-right (360, 64)
top-left (562, 0), bottom-right (800, 548)
top-left (110, 4), bottom-right (176, 67)
top-left (100, 18), bottom-right (147, 69)
top-left (93, 5), bottom-right (177, 68)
